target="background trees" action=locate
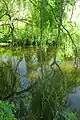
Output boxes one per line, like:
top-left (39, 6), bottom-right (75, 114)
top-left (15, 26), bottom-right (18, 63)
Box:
top-left (0, 0), bottom-right (80, 58)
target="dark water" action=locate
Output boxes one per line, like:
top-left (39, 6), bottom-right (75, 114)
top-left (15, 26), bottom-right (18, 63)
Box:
top-left (0, 46), bottom-right (80, 113)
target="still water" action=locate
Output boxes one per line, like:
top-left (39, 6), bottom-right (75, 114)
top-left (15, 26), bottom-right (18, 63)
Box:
top-left (0, 46), bottom-right (54, 98)
top-left (0, 46), bottom-right (80, 113)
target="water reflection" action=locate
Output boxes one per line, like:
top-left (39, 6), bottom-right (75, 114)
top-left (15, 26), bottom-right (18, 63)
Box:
top-left (0, 46), bottom-right (54, 98)
top-left (68, 87), bottom-right (80, 112)
top-left (0, 60), bottom-right (18, 99)
top-left (0, 46), bottom-right (80, 113)
top-left (0, 56), bottom-right (31, 90)
top-left (16, 57), bottom-right (29, 90)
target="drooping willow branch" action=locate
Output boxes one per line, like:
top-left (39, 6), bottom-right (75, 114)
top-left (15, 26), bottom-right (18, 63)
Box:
top-left (29, 0), bottom-right (45, 77)
top-left (39, 0), bottom-right (45, 78)
top-left (47, 0), bottom-right (78, 68)
top-left (47, 0), bottom-right (65, 76)
top-left (2, 0), bottom-right (15, 43)
top-left (62, 25), bottom-right (78, 66)
top-left (47, 0), bottom-right (77, 49)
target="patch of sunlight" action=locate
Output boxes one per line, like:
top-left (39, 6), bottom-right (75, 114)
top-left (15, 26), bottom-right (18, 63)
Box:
top-left (71, 1), bottom-right (80, 25)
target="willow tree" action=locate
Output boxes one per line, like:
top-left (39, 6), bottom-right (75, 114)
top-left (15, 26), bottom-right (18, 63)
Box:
top-left (0, 0), bottom-right (79, 63)
top-left (0, 0), bottom-right (30, 44)
top-left (30, 0), bottom-right (79, 69)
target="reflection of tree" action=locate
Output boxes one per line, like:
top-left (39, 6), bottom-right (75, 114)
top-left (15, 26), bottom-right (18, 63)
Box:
top-left (0, 60), bottom-right (19, 99)
top-left (0, 46), bottom-right (56, 81)
top-left (24, 47), bottom-right (39, 80)
top-left (23, 47), bottom-right (54, 79)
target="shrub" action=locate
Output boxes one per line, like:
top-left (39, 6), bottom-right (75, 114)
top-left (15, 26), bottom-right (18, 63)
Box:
top-left (0, 101), bottom-right (16, 120)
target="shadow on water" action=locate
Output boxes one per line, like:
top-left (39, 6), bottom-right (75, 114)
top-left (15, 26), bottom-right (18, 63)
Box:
top-left (0, 46), bottom-right (80, 119)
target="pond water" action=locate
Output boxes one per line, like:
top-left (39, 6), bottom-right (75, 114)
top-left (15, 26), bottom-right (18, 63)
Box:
top-left (68, 87), bottom-right (80, 112)
top-left (0, 46), bottom-right (55, 98)
top-left (0, 46), bottom-right (80, 114)
top-left (0, 46), bottom-right (51, 83)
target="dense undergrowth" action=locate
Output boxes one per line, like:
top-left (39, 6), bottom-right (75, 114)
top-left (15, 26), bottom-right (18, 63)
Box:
top-left (0, 101), bottom-right (16, 120)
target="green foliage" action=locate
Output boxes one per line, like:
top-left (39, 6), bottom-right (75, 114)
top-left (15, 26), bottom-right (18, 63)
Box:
top-left (62, 111), bottom-right (78, 120)
top-left (27, 71), bottom-right (66, 119)
top-left (0, 101), bottom-right (16, 120)
top-left (26, 68), bottom-right (80, 120)
top-left (0, 60), bottom-right (19, 99)
top-left (14, 28), bottom-right (27, 41)
top-left (0, 0), bottom-right (79, 59)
